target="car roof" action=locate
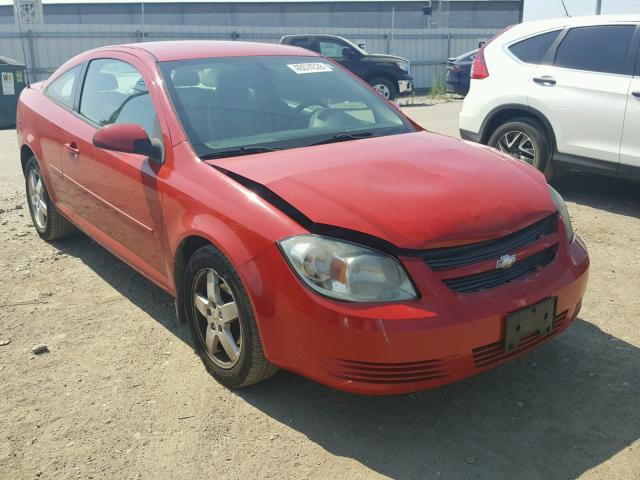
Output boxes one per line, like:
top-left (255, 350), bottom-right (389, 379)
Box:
top-left (501, 14), bottom-right (640, 43)
top-left (109, 40), bottom-right (318, 62)
top-left (282, 34), bottom-right (344, 40)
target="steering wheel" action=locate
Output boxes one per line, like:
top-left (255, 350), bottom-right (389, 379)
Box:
top-left (293, 100), bottom-right (329, 116)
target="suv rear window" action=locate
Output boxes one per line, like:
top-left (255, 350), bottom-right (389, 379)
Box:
top-left (554, 25), bottom-right (636, 75)
top-left (509, 30), bottom-right (560, 64)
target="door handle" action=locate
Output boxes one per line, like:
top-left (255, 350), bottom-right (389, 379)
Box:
top-left (533, 76), bottom-right (557, 86)
top-left (632, 91), bottom-right (640, 98)
top-left (64, 142), bottom-right (80, 159)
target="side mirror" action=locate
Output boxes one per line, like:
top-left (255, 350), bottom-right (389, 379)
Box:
top-left (93, 123), bottom-right (164, 164)
top-left (342, 47), bottom-right (356, 59)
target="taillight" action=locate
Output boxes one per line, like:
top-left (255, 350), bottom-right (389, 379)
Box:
top-left (471, 50), bottom-right (489, 79)
top-left (470, 25), bottom-right (514, 80)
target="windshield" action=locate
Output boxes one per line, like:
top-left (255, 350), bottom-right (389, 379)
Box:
top-left (159, 55), bottom-right (414, 158)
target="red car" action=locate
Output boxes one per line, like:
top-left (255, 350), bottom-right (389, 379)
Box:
top-left (17, 41), bottom-right (589, 395)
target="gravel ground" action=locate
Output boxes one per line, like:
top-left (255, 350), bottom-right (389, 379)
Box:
top-left (0, 102), bottom-right (639, 480)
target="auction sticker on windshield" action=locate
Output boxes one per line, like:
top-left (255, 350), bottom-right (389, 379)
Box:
top-left (287, 63), bottom-right (333, 74)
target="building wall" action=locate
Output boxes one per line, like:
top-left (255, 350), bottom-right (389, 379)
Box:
top-left (0, 1), bottom-right (522, 28)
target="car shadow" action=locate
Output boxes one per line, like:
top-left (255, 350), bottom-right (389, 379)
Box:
top-left (551, 173), bottom-right (640, 220)
top-left (54, 232), bottom-right (192, 347)
top-left (57, 231), bottom-right (639, 480)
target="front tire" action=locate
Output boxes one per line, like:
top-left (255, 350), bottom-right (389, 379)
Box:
top-left (184, 244), bottom-right (278, 388)
top-left (369, 77), bottom-right (397, 100)
top-left (25, 157), bottom-right (74, 241)
top-left (487, 118), bottom-right (551, 173)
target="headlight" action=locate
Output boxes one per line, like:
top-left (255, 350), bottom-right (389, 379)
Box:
top-left (395, 61), bottom-right (410, 73)
top-left (279, 235), bottom-right (418, 302)
top-left (549, 186), bottom-right (574, 242)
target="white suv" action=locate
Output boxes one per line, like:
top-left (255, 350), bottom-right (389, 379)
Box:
top-left (459, 15), bottom-right (640, 180)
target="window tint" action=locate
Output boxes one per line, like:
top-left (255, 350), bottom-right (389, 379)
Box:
top-left (319, 40), bottom-right (345, 58)
top-left (509, 30), bottom-right (560, 64)
top-left (79, 59), bottom-right (159, 139)
top-left (46, 65), bottom-right (81, 109)
top-left (554, 25), bottom-right (635, 75)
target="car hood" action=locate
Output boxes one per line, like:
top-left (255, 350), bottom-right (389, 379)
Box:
top-left (363, 53), bottom-right (409, 64)
top-left (208, 131), bottom-right (556, 249)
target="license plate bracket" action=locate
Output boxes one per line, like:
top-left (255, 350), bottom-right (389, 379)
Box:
top-left (504, 297), bottom-right (557, 353)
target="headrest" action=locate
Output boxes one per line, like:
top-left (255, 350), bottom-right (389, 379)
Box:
top-left (94, 72), bottom-right (117, 91)
top-left (172, 69), bottom-right (200, 87)
top-left (215, 68), bottom-right (253, 99)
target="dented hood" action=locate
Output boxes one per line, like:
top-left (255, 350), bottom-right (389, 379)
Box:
top-left (209, 131), bottom-right (557, 249)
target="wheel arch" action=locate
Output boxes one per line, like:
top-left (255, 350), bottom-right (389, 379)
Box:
top-left (480, 104), bottom-right (557, 152)
top-left (172, 234), bottom-right (217, 323)
top-left (171, 221), bottom-right (271, 324)
top-left (365, 71), bottom-right (398, 88)
top-left (20, 144), bottom-right (36, 175)
top-left (20, 144), bottom-right (62, 205)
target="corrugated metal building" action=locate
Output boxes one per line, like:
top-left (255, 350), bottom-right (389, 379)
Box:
top-left (0, 1), bottom-right (523, 28)
top-left (0, 0), bottom-right (523, 87)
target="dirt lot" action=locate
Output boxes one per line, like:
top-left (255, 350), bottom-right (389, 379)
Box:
top-left (1, 102), bottom-right (639, 480)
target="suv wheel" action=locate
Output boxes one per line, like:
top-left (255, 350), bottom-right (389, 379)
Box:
top-left (184, 244), bottom-right (278, 388)
top-left (25, 157), bottom-right (74, 241)
top-left (487, 118), bottom-right (551, 173)
top-left (369, 77), bottom-right (397, 100)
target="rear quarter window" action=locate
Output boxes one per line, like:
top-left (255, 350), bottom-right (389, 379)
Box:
top-left (509, 30), bottom-right (561, 64)
top-left (45, 65), bottom-right (81, 109)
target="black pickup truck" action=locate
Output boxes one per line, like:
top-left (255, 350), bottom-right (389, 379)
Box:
top-left (279, 34), bottom-right (413, 100)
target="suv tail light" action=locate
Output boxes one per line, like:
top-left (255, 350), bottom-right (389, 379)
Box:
top-left (471, 50), bottom-right (489, 79)
top-left (470, 25), bottom-right (514, 80)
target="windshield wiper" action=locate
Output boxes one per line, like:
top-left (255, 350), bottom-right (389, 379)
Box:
top-left (200, 146), bottom-right (280, 160)
top-left (306, 131), bottom-right (374, 147)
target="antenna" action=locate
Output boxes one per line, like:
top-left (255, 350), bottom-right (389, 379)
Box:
top-left (561, 0), bottom-right (571, 17)
top-left (13, 0), bottom-right (31, 86)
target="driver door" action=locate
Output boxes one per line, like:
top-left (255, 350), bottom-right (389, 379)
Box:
top-left (61, 54), bottom-right (168, 283)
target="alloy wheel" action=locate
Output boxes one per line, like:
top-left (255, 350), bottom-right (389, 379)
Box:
top-left (192, 268), bottom-right (242, 369)
top-left (27, 168), bottom-right (47, 230)
top-left (496, 130), bottom-right (536, 164)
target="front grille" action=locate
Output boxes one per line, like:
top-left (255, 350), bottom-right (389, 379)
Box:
top-left (443, 247), bottom-right (556, 293)
top-left (331, 358), bottom-right (452, 384)
top-left (472, 310), bottom-right (568, 369)
top-left (422, 215), bottom-right (555, 271)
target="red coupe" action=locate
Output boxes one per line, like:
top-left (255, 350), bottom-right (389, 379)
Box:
top-left (17, 41), bottom-right (589, 394)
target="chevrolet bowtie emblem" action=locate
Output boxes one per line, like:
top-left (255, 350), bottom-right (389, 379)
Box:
top-left (496, 254), bottom-right (517, 270)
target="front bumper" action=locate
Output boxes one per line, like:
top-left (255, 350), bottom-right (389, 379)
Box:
top-left (398, 79), bottom-right (413, 94)
top-left (460, 128), bottom-right (481, 143)
top-left (240, 236), bottom-right (589, 395)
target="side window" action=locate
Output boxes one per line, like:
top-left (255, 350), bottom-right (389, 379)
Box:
top-left (554, 25), bottom-right (636, 75)
top-left (509, 30), bottom-right (561, 64)
top-left (79, 59), bottom-right (159, 139)
top-left (290, 38), bottom-right (315, 51)
top-left (46, 65), bottom-right (81, 109)
top-left (319, 40), bottom-right (346, 59)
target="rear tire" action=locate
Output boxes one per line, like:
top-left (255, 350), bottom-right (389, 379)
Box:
top-left (25, 157), bottom-right (74, 241)
top-left (487, 118), bottom-right (551, 174)
top-left (369, 77), bottom-right (397, 100)
top-left (184, 244), bottom-right (278, 388)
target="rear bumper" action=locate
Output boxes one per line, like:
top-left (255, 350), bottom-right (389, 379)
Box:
top-left (240, 236), bottom-right (589, 395)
